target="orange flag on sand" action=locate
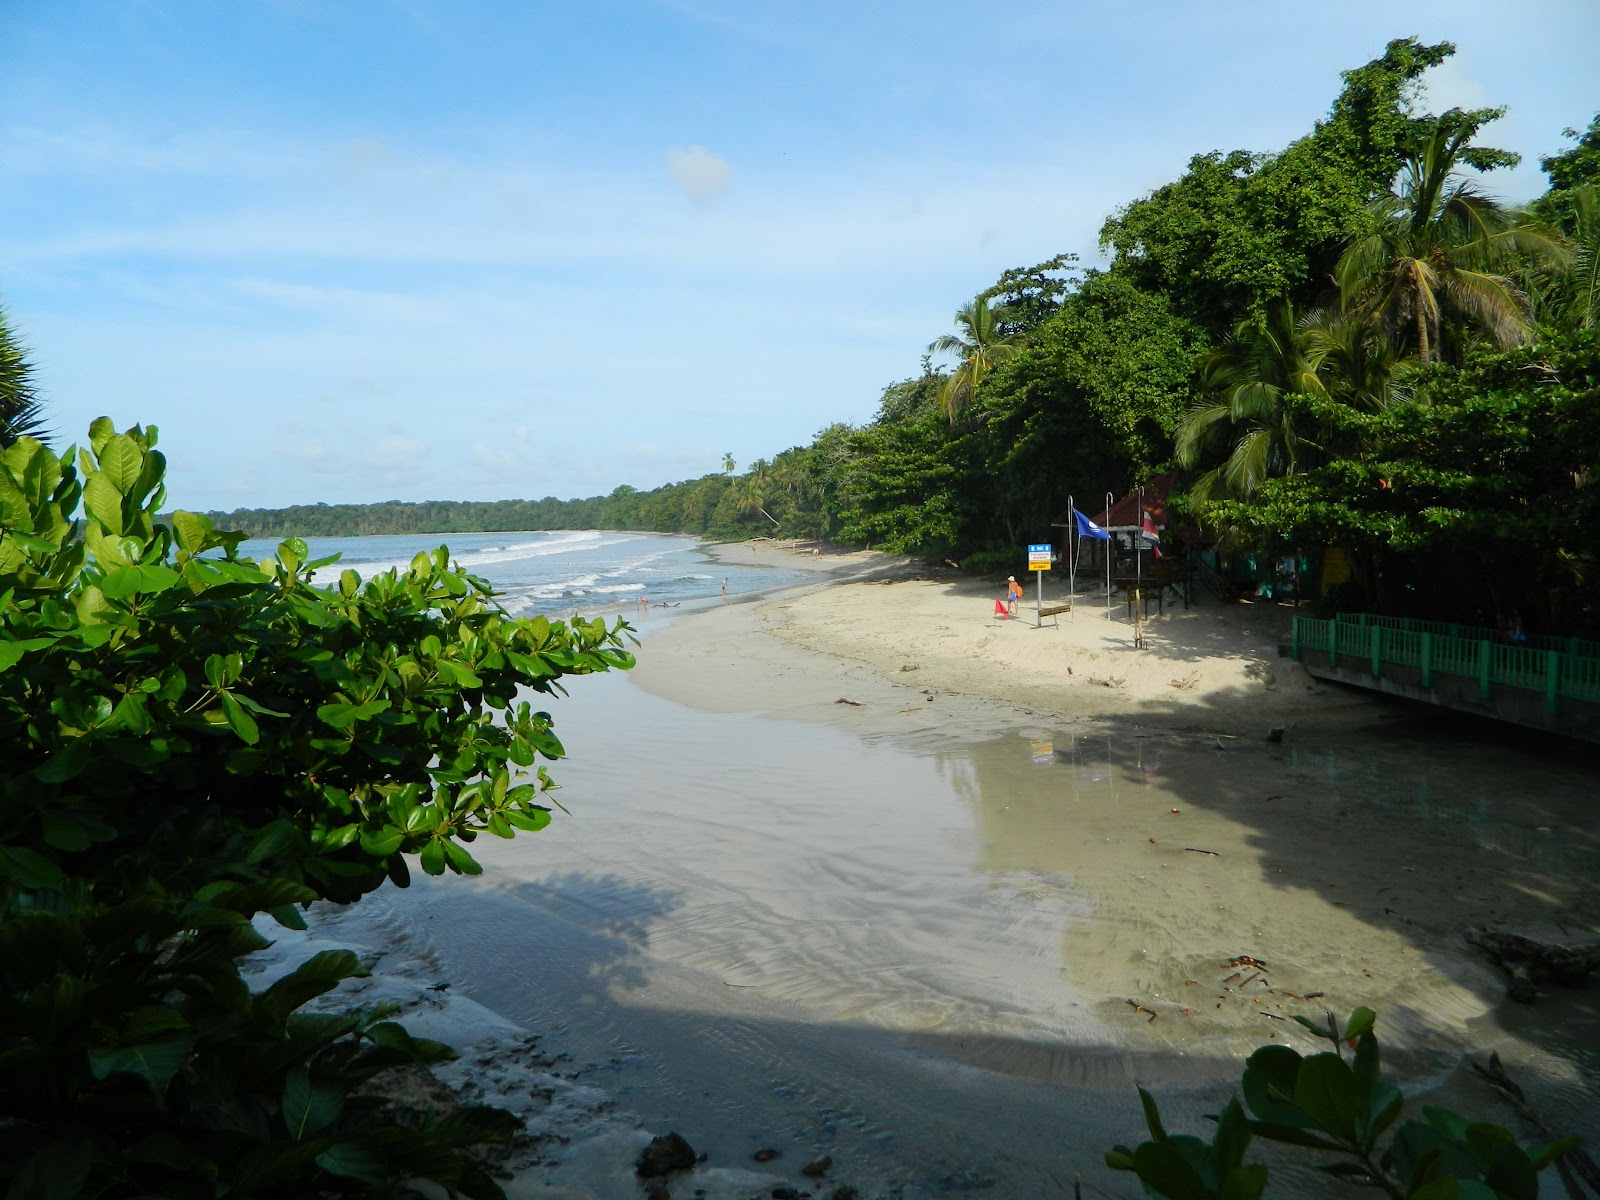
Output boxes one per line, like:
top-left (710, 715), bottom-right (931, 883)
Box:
top-left (993, 599), bottom-right (1009, 619)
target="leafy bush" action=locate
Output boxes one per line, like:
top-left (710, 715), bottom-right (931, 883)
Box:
top-left (0, 420), bottom-right (634, 1197)
top-left (1108, 1008), bottom-right (1576, 1199)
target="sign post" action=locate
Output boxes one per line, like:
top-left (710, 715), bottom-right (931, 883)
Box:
top-left (1027, 543), bottom-right (1051, 627)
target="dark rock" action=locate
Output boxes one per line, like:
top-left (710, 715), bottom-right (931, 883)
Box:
top-left (644, 1181), bottom-right (671, 1200)
top-left (1265, 726), bottom-right (1285, 743)
top-left (771, 1190), bottom-right (801, 1200)
top-left (752, 1148), bottom-right (782, 1163)
top-left (637, 1132), bottom-right (697, 1178)
top-left (801, 1157), bottom-right (833, 1178)
top-left (829, 1189), bottom-right (860, 1200)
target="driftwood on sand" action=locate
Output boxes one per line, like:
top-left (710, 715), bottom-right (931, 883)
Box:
top-left (1465, 926), bottom-right (1600, 1002)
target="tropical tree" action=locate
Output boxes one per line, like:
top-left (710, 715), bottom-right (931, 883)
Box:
top-left (722, 451), bottom-right (736, 476)
top-left (0, 307), bottom-right (49, 447)
top-left (927, 292), bottom-right (1024, 423)
top-left (1176, 303), bottom-right (1332, 502)
top-left (1335, 110), bottom-right (1570, 365)
top-left (734, 458), bottom-right (779, 528)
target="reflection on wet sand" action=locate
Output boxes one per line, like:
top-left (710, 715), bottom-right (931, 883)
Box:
top-left (372, 657), bottom-right (1600, 1196)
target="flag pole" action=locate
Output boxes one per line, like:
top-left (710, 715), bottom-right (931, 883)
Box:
top-left (1136, 484), bottom-right (1144, 594)
top-left (1068, 495), bottom-right (1077, 605)
top-left (1105, 491), bottom-right (1114, 620)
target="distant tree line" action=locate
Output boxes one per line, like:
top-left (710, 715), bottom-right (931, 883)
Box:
top-left (190, 38), bottom-right (1600, 634)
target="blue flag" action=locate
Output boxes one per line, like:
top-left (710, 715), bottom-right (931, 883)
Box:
top-left (1075, 510), bottom-right (1110, 540)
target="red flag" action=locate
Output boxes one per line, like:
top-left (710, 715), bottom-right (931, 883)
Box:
top-left (993, 599), bottom-right (1009, 619)
top-left (1141, 509), bottom-right (1163, 559)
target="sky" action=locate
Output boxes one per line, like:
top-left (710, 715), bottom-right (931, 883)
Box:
top-left (1, 1), bottom-right (1596, 512)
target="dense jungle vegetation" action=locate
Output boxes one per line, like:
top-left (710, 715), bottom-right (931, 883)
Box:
top-left (200, 39), bottom-right (1600, 634)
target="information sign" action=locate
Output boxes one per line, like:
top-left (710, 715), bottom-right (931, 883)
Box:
top-left (1027, 543), bottom-right (1052, 571)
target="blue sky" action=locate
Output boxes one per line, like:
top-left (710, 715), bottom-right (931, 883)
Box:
top-left (2, 1), bottom-right (1595, 511)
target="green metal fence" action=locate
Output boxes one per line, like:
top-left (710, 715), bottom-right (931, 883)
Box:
top-left (1292, 616), bottom-right (1600, 716)
top-left (1329, 612), bottom-right (1600, 661)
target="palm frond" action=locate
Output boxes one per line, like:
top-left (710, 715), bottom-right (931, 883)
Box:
top-left (0, 308), bottom-right (49, 447)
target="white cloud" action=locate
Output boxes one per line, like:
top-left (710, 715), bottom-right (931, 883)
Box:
top-left (666, 145), bottom-right (736, 203)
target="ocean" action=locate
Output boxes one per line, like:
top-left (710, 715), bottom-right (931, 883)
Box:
top-left (232, 530), bottom-right (812, 616)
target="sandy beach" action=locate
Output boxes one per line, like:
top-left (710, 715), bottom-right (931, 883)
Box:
top-left (286, 541), bottom-right (1600, 1199)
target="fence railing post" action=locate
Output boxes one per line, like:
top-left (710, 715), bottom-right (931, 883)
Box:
top-left (1421, 633), bottom-right (1433, 688)
top-left (1546, 650), bottom-right (1561, 717)
top-left (1478, 640), bottom-right (1492, 703)
top-left (1372, 626), bottom-right (1383, 679)
top-left (1291, 617), bottom-right (1301, 661)
top-left (1329, 620), bottom-right (1339, 668)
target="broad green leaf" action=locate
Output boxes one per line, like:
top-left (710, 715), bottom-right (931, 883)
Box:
top-left (169, 509), bottom-right (211, 553)
top-left (1292, 1052), bottom-right (1361, 1142)
top-left (439, 837), bottom-right (482, 875)
top-left (1131, 1139), bottom-right (1210, 1200)
top-left (316, 1142), bottom-right (385, 1183)
top-left (87, 415), bottom-right (115, 453)
top-left (97, 434), bottom-right (142, 493)
top-left (359, 826), bottom-right (405, 857)
top-left (1342, 1006), bottom-right (1376, 1042)
top-left (41, 811), bottom-right (90, 852)
top-left (87, 1037), bottom-right (193, 1099)
top-left (282, 1066), bottom-right (343, 1140)
top-left (418, 840), bottom-right (446, 875)
top-left (220, 692), bottom-right (260, 744)
top-left (0, 845), bottom-right (65, 888)
top-left (1241, 1044), bottom-right (1310, 1127)
top-left (82, 474), bottom-right (127, 536)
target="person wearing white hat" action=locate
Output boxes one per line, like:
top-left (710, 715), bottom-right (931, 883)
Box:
top-left (1006, 574), bottom-right (1022, 615)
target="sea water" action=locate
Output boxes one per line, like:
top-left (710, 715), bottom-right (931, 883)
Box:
top-left (233, 530), bottom-right (811, 616)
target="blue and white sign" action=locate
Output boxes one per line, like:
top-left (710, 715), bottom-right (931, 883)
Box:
top-left (1027, 543), bottom-right (1052, 570)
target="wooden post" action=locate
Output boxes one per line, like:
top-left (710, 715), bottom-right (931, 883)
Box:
top-left (1291, 617), bottom-right (1301, 660)
top-left (1546, 650), bottom-right (1561, 717)
top-left (1421, 633), bottom-right (1432, 688)
top-left (1477, 640), bottom-right (1492, 703)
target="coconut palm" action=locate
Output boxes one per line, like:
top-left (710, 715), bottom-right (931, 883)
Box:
top-left (0, 307), bottom-right (48, 447)
top-left (722, 452), bottom-right (736, 476)
top-left (1548, 185), bottom-right (1600, 332)
top-left (1176, 304), bottom-right (1334, 502)
top-left (1299, 308), bottom-right (1414, 412)
top-left (1335, 117), bottom-right (1571, 365)
top-left (926, 292), bottom-right (1023, 423)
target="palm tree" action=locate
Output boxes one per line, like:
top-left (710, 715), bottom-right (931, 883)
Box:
top-left (1335, 117), bottom-right (1571, 365)
top-left (1548, 185), bottom-right (1599, 332)
top-left (1176, 304), bottom-right (1332, 502)
top-left (1299, 308), bottom-right (1413, 412)
top-left (926, 292), bottom-right (1023, 423)
top-left (734, 458), bottom-right (780, 528)
top-left (722, 452), bottom-right (736, 476)
top-left (0, 307), bottom-right (49, 447)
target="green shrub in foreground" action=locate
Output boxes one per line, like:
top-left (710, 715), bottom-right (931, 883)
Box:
top-left (0, 419), bottom-right (634, 1197)
top-left (1109, 1008), bottom-right (1577, 1200)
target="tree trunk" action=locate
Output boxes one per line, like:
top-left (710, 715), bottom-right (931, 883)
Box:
top-left (1415, 299), bottom-right (1431, 367)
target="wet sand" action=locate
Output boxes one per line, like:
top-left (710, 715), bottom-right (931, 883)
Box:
top-left (296, 557), bottom-right (1600, 1198)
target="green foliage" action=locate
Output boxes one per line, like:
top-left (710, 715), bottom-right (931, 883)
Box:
top-left (0, 420), bottom-right (634, 1196)
top-left (1206, 332), bottom-right (1600, 630)
top-left (1100, 39), bottom-right (1457, 334)
top-left (1109, 1009), bottom-right (1576, 1199)
top-left (0, 306), bottom-right (49, 447)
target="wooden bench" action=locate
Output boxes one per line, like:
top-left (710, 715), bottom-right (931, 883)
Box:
top-left (1036, 603), bottom-right (1070, 628)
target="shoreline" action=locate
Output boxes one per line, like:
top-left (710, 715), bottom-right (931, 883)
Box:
top-left (286, 541), bottom-right (1599, 1198)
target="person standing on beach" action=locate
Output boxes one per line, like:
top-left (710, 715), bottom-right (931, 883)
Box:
top-left (721, 579), bottom-right (728, 604)
top-left (1006, 575), bottom-right (1022, 615)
